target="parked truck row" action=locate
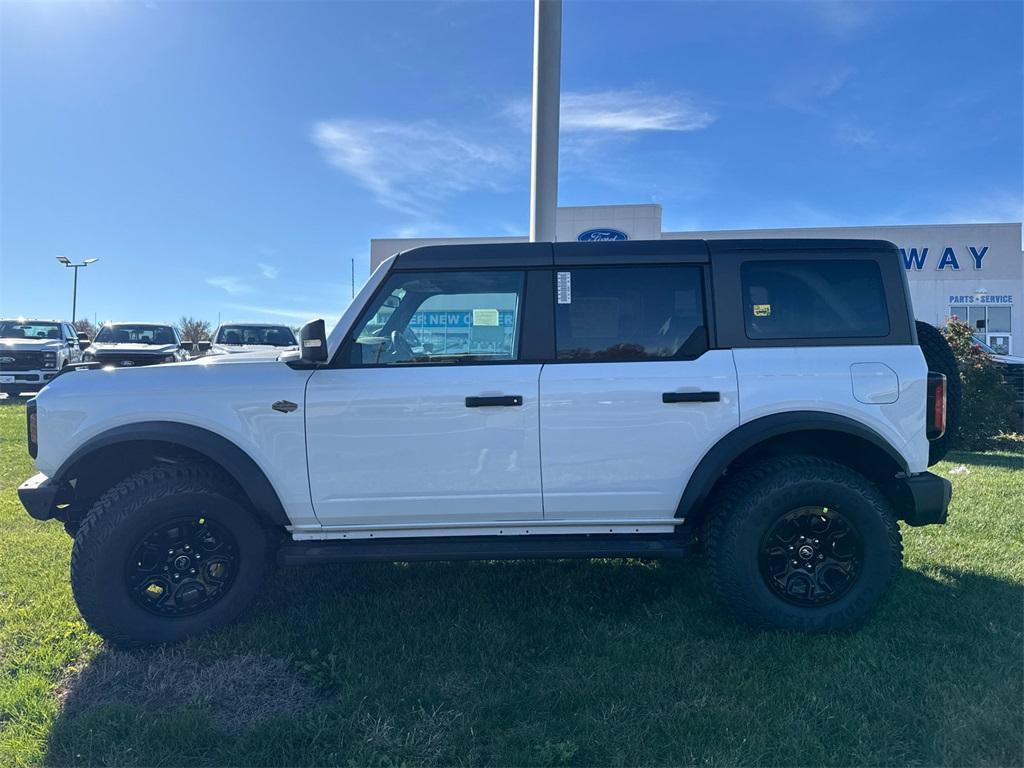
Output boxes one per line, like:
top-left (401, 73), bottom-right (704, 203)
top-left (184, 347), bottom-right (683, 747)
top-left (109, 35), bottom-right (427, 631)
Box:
top-left (0, 320), bottom-right (298, 397)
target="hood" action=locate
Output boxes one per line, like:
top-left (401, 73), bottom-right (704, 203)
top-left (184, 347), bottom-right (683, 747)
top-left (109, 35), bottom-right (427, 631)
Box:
top-left (200, 348), bottom-right (286, 364)
top-left (89, 343), bottom-right (179, 356)
top-left (0, 338), bottom-right (65, 352)
top-left (993, 353), bottom-right (1024, 366)
top-left (211, 343), bottom-right (296, 355)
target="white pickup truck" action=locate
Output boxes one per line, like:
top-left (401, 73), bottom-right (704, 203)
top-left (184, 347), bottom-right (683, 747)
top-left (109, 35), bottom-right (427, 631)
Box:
top-left (0, 318), bottom-right (85, 396)
top-left (18, 239), bottom-right (956, 646)
top-left (208, 323), bottom-right (298, 356)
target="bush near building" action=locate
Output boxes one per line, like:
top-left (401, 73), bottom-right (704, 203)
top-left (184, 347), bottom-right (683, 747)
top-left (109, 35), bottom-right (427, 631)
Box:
top-left (942, 319), bottom-right (1018, 449)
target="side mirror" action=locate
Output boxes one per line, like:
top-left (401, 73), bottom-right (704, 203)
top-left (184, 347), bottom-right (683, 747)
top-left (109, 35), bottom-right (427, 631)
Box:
top-left (197, 340), bottom-right (211, 353)
top-left (299, 319), bottom-right (328, 364)
top-left (79, 339), bottom-right (91, 350)
top-left (77, 332), bottom-right (90, 341)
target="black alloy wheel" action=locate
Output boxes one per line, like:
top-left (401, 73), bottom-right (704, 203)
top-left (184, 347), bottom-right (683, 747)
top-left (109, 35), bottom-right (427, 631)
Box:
top-left (758, 506), bottom-right (864, 606)
top-left (125, 515), bottom-right (239, 616)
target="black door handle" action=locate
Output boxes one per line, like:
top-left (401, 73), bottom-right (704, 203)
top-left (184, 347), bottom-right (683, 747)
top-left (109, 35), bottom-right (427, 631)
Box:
top-left (662, 391), bottom-right (720, 403)
top-left (465, 395), bottom-right (523, 407)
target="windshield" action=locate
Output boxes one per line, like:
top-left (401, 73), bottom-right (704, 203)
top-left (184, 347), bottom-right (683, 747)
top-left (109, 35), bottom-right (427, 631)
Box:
top-left (95, 325), bottom-right (176, 345)
top-left (972, 335), bottom-right (997, 354)
top-left (215, 325), bottom-right (297, 346)
top-left (0, 321), bottom-right (62, 340)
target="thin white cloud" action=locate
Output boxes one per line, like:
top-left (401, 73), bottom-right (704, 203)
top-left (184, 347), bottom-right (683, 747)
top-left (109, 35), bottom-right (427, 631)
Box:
top-left (258, 262), bottom-right (279, 279)
top-left (836, 118), bottom-right (878, 149)
top-left (311, 119), bottom-right (517, 217)
top-left (226, 303), bottom-right (336, 322)
top-left (505, 89), bottom-right (715, 133)
top-left (808, 1), bottom-right (873, 37)
top-left (206, 276), bottom-right (252, 295)
top-left (561, 90), bottom-right (715, 133)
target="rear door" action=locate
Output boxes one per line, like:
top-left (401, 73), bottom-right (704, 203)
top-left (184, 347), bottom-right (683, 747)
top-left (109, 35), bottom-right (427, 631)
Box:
top-left (539, 243), bottom-right (739, 521)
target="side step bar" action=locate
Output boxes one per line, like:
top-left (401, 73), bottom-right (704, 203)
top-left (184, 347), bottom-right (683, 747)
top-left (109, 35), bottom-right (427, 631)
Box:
top-left (277, 533), bottom-right (694, 567)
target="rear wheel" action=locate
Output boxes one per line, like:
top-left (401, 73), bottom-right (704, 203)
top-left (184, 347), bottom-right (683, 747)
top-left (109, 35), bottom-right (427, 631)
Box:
top-left (704, 455), bottom-right (902, 632)
top-left (71, 463), bottom-right (271, 647)
top-left (916, 320), bottom-right (961, 464)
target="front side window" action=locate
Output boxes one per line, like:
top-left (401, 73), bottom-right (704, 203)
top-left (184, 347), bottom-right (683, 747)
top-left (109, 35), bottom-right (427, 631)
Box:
top-left (554, 265), bottom-right (707, 361)
top-left (741, 260), bottom-right (889, 340)
top-left (349, 271), bottom-right (525, 365)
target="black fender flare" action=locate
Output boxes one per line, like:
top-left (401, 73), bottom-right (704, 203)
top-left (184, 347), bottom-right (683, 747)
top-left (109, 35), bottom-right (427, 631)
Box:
top-left (53, 421), bottom-right (289, 527)
top-left (675, 411), bottom-right (910, 519)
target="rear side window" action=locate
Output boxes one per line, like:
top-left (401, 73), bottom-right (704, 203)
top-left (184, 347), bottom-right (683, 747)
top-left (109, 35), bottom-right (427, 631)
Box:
top-left (555, 266), bottom-right (707, 361)
top-left (741, 260), bottom-right (889, 340)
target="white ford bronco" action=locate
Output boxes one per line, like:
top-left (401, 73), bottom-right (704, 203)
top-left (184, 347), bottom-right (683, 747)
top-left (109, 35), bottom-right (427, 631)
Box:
top-left (1, 318), bottom-right (85, 396)
top-left (19, 239), bottom-right (955, 646)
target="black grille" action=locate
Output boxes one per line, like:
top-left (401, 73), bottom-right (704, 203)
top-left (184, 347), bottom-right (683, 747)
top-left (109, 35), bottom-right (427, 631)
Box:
top-left (0, 351), bottom-right (44, 370)
top-left (94, 353), bottom-right (165, 367)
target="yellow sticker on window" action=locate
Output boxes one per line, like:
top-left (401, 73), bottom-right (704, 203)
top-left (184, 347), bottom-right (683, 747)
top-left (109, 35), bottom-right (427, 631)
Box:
top-left (472, 309), bottom-right (499, 326)
top-left (753, 304), bottom-right (772, 317)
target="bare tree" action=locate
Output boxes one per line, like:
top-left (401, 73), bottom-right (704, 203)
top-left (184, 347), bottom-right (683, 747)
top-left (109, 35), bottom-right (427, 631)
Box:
top-left (74, 318), bottom-right (97, 339)
top-left (176, 316), bottom-right (212, 343)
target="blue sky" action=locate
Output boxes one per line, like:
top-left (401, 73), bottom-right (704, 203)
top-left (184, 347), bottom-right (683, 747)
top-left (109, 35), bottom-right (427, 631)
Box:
top-left (2, 0), bottom-right (1021, 327)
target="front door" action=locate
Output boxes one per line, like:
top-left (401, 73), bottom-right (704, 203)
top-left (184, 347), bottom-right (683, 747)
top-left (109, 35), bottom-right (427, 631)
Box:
top-left (538, 260), bottom-right (739, 520)
top-left (305, 268), bottom-right (544, 527)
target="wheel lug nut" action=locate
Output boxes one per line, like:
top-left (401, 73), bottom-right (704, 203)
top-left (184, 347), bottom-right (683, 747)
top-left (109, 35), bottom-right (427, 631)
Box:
top-left (818, 554), bottom-right (824, 560)
top-left (791, 559), bottom-right (798, 565)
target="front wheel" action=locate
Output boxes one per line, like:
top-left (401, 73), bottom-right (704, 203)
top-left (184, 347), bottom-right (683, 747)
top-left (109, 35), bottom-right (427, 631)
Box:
top-left (71, 463), bottom-right (271, 647)
top-left (704, 456), bottom-right (902, 633)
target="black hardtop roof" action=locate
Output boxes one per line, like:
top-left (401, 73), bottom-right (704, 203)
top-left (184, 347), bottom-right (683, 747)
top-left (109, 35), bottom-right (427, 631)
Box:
top-left (392, 238), bottom-right (899, 269)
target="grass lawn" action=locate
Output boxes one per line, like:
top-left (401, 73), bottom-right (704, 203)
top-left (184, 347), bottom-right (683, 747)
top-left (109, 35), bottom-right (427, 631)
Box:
top-left (1, 399), bottom-right (1021, 767)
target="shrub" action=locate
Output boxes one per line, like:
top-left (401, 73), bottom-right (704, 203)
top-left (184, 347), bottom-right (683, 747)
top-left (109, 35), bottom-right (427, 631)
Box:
top-left (942, 319), bottom-right (1018, 449)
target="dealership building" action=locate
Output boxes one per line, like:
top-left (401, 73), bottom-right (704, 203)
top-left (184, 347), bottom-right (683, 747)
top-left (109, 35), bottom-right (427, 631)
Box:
top-left (371, 205), bottom-right (1023, 355)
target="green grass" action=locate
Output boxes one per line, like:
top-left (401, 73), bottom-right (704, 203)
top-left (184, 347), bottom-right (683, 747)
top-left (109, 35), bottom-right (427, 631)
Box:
top-left (1, 399), bottom-right (1021, 767)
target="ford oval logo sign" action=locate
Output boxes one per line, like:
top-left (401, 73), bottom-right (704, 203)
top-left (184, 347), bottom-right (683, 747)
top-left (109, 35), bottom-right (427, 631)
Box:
top-left (577, 228), bottom-right (628, 242)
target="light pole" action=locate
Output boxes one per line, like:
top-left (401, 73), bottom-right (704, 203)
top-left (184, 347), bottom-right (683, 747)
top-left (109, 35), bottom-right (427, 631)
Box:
top-left (56, 256), bottom-right (98, 323)
top-left (529, 0), bottom-right (562, 243)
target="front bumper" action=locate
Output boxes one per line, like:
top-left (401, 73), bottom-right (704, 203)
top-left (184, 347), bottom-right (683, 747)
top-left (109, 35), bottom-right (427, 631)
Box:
top-left (18, 473), bottom-right (61, 521)
top-left (0, 369), bottom-right (58, 391)
top-left (898, 471), bottom-right (952, 527)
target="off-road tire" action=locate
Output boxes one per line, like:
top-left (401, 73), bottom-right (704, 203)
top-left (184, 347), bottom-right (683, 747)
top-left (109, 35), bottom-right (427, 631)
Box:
top-left (704, 455), bottom-right (902, 633)
top-left (71, 463), bottom-right (271, 647)
top-left (916, 319), bottom-right (960, 464)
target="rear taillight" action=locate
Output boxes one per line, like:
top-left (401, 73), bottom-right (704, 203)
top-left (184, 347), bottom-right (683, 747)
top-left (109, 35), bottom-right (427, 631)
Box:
top-left (26, 397), bottom-right (38, 458)
top-left (926, 372), bottom-right (947, 440)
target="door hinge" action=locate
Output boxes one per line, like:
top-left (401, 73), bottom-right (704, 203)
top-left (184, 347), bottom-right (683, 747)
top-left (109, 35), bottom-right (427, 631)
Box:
top-left (272, 400), bottom-right (298, 413)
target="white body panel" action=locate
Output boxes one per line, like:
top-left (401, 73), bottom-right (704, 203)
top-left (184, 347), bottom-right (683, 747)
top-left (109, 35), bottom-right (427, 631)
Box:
top-left (732, 346), bottom-right (930, 473)
top-left (32, 358), bottom-right (319, 527)
top-left (304, 365), bottom-right (544, 526)
top-left (538, 352), bottom-right (739, 520)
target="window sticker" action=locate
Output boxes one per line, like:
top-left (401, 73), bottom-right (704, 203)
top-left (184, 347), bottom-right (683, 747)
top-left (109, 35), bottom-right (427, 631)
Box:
top-left (753, 304), bottom-right (772, 317)
top-left (557, 271), bottom-right (572, 304)
top-left (471, 308), bottom-right (499, 327)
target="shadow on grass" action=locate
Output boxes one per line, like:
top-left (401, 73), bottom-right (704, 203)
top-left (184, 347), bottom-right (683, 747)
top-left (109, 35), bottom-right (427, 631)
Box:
top-left (945, 450), bottom-right (1023, 470)
top-left (45, 557), bottom-right (1024, 767)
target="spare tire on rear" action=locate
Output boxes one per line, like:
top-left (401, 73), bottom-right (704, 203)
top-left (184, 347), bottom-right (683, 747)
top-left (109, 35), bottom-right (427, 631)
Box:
top-left (916, 320), bottom-right (961, 465)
